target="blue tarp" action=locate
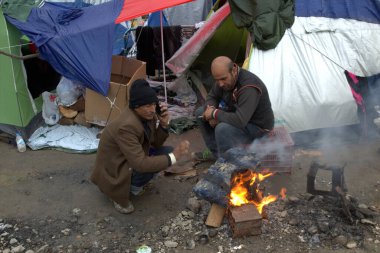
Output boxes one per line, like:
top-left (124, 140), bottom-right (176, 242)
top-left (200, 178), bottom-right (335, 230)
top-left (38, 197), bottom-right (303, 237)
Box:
top-left (296, 0), bottom-right (380, 24)
top-left (5, 1), bottom-right (124, 96)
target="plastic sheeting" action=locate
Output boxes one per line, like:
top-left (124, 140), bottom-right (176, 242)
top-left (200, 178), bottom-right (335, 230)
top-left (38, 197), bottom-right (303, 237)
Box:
top-left (163, 0), bottom-right (213, 26)
top-left (28, 124), bottom-right (100, 152)
top-left (249, 17), bottom-right (380, 133)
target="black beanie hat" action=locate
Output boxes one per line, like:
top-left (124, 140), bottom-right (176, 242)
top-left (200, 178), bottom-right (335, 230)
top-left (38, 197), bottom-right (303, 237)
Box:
top-left (129, 79), bottom-right (158, 109)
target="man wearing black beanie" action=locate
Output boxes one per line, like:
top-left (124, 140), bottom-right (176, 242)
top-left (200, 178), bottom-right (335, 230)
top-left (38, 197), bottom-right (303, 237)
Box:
top-left (91, 79), bottom-right (190, 214)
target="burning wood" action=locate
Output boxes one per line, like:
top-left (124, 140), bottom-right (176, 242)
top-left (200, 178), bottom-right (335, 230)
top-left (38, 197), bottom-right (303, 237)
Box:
top-left (227, 169), bottom-right (286, 237)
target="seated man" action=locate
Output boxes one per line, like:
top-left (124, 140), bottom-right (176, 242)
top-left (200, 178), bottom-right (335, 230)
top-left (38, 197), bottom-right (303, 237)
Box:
top-left (91, 79), bottom-right (190, 214)
top-left (195, 56), bottom-right (274, 159)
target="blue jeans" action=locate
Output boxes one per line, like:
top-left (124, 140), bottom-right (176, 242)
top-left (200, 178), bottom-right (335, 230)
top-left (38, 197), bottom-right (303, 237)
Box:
top-left (131, 146), bottom-right (173, 187)
top-left (195, 106), bottom-right (267, 157)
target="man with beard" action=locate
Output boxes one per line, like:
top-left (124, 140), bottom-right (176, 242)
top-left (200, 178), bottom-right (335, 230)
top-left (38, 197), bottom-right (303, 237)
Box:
top-left (194, 56), bottom-right (274, 160)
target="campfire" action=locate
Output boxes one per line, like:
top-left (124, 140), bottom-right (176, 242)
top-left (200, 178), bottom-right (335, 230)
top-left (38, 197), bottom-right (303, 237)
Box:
top-left (227, 169), bottom-right (286, 237)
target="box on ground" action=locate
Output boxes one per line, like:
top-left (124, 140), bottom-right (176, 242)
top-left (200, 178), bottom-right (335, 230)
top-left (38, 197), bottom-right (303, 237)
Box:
top-left (85, 56), bottom-right (146, 126)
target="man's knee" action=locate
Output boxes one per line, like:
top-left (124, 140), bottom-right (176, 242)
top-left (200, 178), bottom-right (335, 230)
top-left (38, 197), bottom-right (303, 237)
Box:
top-left (215, 122), bottom-right (235, 136)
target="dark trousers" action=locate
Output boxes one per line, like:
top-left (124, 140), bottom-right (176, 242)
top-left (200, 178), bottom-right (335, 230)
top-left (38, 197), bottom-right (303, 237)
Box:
top-left (195, 106), bottom-right (267, 157)
top-left (131, 146), bottom-right (173, 187)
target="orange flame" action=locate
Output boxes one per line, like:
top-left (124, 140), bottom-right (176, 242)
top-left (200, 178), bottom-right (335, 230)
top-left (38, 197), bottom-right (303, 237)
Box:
top-left (229, 170), bottom-right (286, 214)
top-left (280, 188), bottom-right (287, 200)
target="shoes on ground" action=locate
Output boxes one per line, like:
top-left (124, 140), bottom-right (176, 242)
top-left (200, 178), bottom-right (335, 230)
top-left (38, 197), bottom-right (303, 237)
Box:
top-left (130, 184), bottom-right (146, 196)
top-left (113, 201), bottom-right (134, 214)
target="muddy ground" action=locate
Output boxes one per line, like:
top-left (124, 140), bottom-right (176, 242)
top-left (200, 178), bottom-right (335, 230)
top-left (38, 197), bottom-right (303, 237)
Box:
top-left (0, 127), bottom-right (380, 253)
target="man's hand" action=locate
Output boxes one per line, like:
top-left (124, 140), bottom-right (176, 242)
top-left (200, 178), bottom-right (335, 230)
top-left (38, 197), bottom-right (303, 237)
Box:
top-left (208, 119), bottom-right (218, 128)
top-left (203, 105), bottom-right (215, 121)
top-left (172, 140), bottom-right (190, 160)
top-left (157, 103), bottom-right (170, 128)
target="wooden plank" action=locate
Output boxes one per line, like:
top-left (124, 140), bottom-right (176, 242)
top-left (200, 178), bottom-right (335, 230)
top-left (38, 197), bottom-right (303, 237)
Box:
top-left (205, 203), bottom-right (226, 228)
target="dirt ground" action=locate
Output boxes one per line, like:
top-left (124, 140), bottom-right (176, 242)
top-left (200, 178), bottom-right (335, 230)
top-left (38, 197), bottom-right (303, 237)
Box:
top-left (0, 127), bottom-right (380, 253)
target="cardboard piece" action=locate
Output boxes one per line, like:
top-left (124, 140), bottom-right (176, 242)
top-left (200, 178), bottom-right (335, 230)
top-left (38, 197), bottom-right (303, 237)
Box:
top-left (85, 56), bottom-right (146, 126)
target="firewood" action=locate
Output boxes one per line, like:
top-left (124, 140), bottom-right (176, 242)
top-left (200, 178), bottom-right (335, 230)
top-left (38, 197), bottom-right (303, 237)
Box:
top-left (59, 105), bottom-right (78, 119)
top-left (205, 203), bottom-right (226, 228)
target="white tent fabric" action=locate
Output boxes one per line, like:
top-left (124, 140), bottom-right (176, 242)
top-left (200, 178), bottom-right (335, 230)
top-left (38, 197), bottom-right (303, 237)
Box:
top-left (249, 17), bottom-right (380, 133)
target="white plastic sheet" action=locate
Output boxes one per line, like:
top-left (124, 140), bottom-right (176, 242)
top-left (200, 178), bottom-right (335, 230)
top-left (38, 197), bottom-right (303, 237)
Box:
top-left (249, 17), bottom-right (380, 133)
top-left (28, 125), bottom-right (100, 152)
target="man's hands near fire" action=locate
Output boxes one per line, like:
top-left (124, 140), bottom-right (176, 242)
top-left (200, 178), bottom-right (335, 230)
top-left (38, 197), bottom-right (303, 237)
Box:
top-left (157, 103), bottom-right (170, 129)
top-left (173, 140), bottom-right (190, 160)
top-left (203, 105), bottom-right (218, 128)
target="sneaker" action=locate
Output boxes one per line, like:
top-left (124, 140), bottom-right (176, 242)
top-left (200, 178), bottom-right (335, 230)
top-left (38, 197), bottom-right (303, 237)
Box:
top-left (113, 201), bottom-right (134, 214)
top-left (130, 184), bottom-right (146, 196)
top-left (192, 149), bottom-right (216, 162)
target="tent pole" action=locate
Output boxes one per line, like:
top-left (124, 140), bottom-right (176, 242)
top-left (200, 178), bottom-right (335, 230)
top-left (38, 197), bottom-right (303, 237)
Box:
top-left (160, 10), bottom-right (167, 104)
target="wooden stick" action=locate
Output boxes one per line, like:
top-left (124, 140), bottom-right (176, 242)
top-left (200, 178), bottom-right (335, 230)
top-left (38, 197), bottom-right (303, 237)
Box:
top-left (205, 203), bottom-right (226, 228)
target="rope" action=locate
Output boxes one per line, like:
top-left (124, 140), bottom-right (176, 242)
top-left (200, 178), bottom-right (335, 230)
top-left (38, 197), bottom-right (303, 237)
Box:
top-left (289, 30), bottom-right (345, 71)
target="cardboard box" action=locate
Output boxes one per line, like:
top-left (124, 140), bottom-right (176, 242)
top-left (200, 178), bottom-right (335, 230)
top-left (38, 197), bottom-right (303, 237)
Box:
top-left (85, 56), bottom-right (146, 126)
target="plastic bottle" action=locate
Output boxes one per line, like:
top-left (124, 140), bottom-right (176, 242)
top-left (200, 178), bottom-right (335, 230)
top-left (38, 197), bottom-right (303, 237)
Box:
top-left (15, 133), bottom-right (26, 152)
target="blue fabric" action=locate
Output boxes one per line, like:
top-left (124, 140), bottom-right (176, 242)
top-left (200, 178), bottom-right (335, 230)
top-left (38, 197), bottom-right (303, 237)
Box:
top-left (147, 11), bottom-right (168, 27)
top-left (5, 1), bottom-right (124, 96)
top-left (295, 0), bottom-right (380, 24)
top-left (113, 23), bottom-right (128, 55)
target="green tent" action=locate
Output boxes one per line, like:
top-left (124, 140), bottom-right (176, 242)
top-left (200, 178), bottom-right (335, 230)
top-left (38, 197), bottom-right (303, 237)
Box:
top-left (0, 9), bottom-right (41, 128)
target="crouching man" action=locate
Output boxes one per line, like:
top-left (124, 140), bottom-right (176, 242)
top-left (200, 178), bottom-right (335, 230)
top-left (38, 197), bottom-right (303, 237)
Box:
top-left (91, 79), bottom-right (190, 214)
top-left (195, 56), bottom-right (274, 159)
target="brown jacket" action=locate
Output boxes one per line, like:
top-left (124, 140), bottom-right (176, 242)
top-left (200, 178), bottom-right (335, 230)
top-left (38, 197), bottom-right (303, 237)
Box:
top-left (90, 107), bottom-right (170, 207)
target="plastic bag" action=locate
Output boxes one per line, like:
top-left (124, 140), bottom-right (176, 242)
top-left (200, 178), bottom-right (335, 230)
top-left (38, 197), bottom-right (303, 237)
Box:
top-left (42, 92), bottom-right (60, 125)
top-left (56, 77), bottom-right (85, 106)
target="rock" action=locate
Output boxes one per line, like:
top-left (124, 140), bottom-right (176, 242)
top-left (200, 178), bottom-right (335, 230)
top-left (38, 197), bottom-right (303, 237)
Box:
top-left (11, 245), bottom-right (25, 253)
top-left (198, 234), bottom-right (209, 245)
top-left (72, 208), bottom-right (81, 216)
top-left (361, 219), bottom-right (376, 226)
top-left (317, 221), bottom-right (329, 233)
top-left (288, 218), bottom-right (299, 226)
top-left (307, 225), bottom-right (318, 235)
top-left (208, 229), bottom-right (218, 238)
top-left (279, 210), bottom-right (287, 218)
top-left (10, 238), bottom-right (18, 245)
top-left (186, 198), bottom-right (201, 214)
top-left (184, 240), bottom-right (195, 250)
top-left (61, 228), bottom-right (71, 236)
top-left (300, 193), bottom-right (314, 201)
top-left (164, 241), bottom-right (178, 248)
top-left (287, 196), bottom-right (300, 203)
top-left (36, 245), bottom-right (49, 253)
top-left (358, 203), bottom-right (368, 209)
top-left (346, 241), bottom-right (357, 249)
top-left (161, 226), bottom-right (170, 237)
top-left (333, 235), bottom-right (348, 246)
top-left (3, 249), bottom-right (11, 253)
top-left (25, 250), bottom-right (34, 253)
top-left (217, 246), bottom-right (223, 253)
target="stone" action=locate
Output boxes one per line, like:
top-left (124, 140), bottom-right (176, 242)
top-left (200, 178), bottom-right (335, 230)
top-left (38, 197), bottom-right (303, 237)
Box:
top-left (288, 218), bottom-right (299, 226)
top-left (3, 249), bottom-right (11, 253)
top-left (72, 208), bottom-right (81, 216)
top-left (10, 238), bottom-right (18, 245)
top-left (36, 245), bottom-right (49, 253)
top-left (358, 203), bottom-right (368, 209)
top-left (317, 221), bottom-right (329, 233)
top-left (208, 229), bottom-right (218, 238)
top-left (287, 196), bottom-right (300, 203)
top-left (361, 219), bottom-right (376, 226)
top-left (279, 210), bottom-right (287, 218)
top-left (307, 225), bottom-right (318, 235)
top-left (184, 240), bottom-right (195, 250)
top-left (161, 226), bottom-right (170, 237)
top-left (186, 198), bottom-right (201, 214)
top-left (164, 241), bottom-right (178, 248)
top-left (25, 250), bottom-right (34, 253)
top-left (333, 235), bottom-right (348, 246)
top-left (11, 245), bottom-right (25, 253)
top-left (346, 241), bottom-right (357, 249)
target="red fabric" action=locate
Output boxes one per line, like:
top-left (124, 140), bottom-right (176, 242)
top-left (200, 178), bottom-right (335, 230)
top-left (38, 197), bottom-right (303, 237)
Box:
top-left (115, 0), bottom-right (194, 24)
